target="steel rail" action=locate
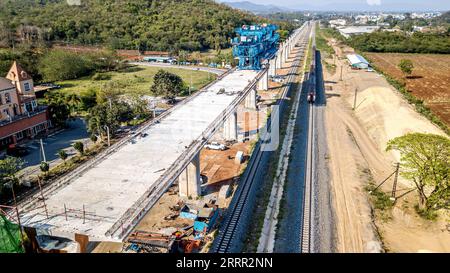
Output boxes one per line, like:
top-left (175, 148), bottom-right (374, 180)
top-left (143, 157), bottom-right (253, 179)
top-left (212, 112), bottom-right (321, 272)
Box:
top-left (211, 23), bottom-right (312, 253)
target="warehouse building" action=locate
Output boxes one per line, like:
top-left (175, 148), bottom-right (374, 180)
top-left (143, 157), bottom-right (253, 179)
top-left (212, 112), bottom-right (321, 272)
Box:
top-left (338, 26), bottom-right (380, 38)
top-left (346, 54), bottom-right (370, 69)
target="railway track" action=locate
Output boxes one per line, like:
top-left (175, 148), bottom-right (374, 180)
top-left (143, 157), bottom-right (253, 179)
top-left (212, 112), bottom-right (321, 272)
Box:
top-left (301, 23), bottom-right (317, 253)
top-left (210, 23), bottom-right (313, 253)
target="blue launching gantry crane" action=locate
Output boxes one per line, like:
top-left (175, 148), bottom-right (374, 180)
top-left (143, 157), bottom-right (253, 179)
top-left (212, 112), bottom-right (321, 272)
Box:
top-left (232, 24), bottom-right (280, 70)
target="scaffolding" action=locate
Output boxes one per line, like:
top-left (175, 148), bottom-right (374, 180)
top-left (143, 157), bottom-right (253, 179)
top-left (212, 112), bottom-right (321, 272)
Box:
top-left (0, 205), bottom-right (24, 253)
top-left (232, 24), bottom-right (280, 70)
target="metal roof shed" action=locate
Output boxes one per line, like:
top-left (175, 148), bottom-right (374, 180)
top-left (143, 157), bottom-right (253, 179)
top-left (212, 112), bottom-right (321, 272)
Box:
top-left (346, 54), bottom-right (370, 69)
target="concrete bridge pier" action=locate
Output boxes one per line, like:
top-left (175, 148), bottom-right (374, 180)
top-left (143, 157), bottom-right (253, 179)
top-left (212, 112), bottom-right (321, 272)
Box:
top-left (269, 57), bottom-right (277, 77)
top-left (278, 46), bottom-right (284, 68)
top-left (178, 153), bottom-right (201, 198)
top-left (244, 86), bottom-right (257, 110)
top-left (276, 50), bottom-right (283, 70)
top-left (284, 43), bottom-right (289, 62)
top-left (257, 70), bottom-right (269, 91)
top-left (223, 110), bottom-right (238, 141)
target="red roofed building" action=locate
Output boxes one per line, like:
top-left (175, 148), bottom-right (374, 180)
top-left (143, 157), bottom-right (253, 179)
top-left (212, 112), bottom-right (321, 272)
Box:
top-left (0, 62), bottom-right (51, 150)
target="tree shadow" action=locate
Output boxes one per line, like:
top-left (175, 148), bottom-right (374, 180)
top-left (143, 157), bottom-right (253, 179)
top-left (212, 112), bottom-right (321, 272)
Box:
top-left (406, 75), bottom-right (423, 80)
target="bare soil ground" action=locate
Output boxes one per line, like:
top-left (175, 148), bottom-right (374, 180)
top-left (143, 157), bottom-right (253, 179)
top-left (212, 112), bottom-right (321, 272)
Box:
top-left (365, 53), bottom-right (450, 127)
top-left (323, 39), bottom-right (450, 253)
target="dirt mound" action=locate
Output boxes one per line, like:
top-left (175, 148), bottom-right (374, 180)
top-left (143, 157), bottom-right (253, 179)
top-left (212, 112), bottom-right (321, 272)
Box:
top-left (348, 86), bottom-right (447, 162)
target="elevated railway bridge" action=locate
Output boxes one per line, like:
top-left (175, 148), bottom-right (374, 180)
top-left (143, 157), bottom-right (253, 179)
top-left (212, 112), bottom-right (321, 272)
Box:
top-left (7, 22), bottom-right (311, 246)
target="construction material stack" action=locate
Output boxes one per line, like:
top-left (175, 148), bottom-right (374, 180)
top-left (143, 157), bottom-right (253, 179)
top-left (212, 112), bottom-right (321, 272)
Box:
top-left (232, 24), bottom-right (280, 70)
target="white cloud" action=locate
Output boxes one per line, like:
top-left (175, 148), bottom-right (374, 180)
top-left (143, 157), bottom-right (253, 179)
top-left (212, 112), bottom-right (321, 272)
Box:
top-left (366, 0), bottom-right (382, 5)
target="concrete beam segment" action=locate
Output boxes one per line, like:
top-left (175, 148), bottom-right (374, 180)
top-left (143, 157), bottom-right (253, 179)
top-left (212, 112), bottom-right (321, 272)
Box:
top-left (223, 110), bottom-right (238, 141)
top-left (178, 153), bottom-right (201, 198)
top-left (245, 86), bottom-right (257, 110)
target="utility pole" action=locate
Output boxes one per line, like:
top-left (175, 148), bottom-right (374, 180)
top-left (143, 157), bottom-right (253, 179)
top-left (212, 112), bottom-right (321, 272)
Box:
top-left (391, 163), bottom-right (400, 199)
top-left (104, 125), bottom-right (110, 147)
top-left (340, 65), bottom-right (343, 81)
top-left (352, 87), bottom-right (358, 110)
top-left (189, 74), bottom-right (193, 96)
top-left (40, 138), bottom-right (46, 162)
top-left (37, 177), bottom-right (49, 219)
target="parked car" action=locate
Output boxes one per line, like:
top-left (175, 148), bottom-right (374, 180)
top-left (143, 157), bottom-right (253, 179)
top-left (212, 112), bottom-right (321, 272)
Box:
top-left (6, 144), bottom-right (30, 157)
top-left (367, 67), bottom-right (374, 72)
top-left (271, 75), bottom-right (285, 83)
top-left (205, 142), bottom-right (226, 151)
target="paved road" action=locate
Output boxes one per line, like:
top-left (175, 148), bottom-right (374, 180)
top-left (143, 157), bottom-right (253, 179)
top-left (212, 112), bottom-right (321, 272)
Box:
top-left (20, 118), bottom-right (90, 170)
top-left (129, 62), bottom-right (227, 75)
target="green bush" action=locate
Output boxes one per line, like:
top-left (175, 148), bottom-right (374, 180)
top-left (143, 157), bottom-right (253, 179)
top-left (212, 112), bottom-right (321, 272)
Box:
top-left (92, 72), bottom-right (111, 81)
top-left (39, 50), bottom-right (94, 82)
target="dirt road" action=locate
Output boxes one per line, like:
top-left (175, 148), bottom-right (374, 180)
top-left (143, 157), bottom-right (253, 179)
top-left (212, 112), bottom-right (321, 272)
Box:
top-left (321, 39), bottom-right (450, 252)
top-left (324, 67), bottom-right (384, 253)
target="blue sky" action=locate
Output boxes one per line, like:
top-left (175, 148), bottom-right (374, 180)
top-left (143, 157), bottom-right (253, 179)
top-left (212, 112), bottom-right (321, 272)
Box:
top-left (219, 0), bottom-right (450, 11)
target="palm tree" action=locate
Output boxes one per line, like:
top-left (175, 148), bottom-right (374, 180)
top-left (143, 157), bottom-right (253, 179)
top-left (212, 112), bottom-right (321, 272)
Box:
top-left (65, 93), bottom-right (81, 116)
top-left (58, 149), bottom-right (68, 162)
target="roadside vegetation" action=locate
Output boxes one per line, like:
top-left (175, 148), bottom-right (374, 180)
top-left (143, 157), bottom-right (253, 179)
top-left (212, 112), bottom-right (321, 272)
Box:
top-left (398, 59), bottom-right (414, 78)
top-left (315, 24), bottom-right (337, 73)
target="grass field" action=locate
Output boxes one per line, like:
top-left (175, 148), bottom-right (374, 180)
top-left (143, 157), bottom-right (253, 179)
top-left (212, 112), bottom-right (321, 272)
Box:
top-left (365, 53), bottom-right (450, 128)
top-left (56, 65), bottom-right (216, 96)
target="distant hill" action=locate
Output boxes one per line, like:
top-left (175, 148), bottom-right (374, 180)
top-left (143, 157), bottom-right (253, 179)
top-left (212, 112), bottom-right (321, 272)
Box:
top-left (222, 1), bottom-right (290, 14)
top-left (439, 11), bottom-right (450, 23)
top-left (0, 0), bottom-right (265, 52)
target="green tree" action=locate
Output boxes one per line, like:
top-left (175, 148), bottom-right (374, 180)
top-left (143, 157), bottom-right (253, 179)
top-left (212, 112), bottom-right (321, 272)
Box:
top-left (398, 59), bottom-right (414, 78)
top-left (39, 50), bottom-right (93, 82)
top-left (0, 157), bottom-right (24, 194)
top-left (65, 93), bottom-right (81, 115)
top-left (79, 87), bottom-right (98, 111)
top-left (150, 69), bottom-right (185, 99)
top-left (386, 133), bottom-right (450, 212)
top-left (87, 100), bottom-right (132, 139)
top-left (73, 142), bottom-right (84, 155)
top-left (58, 149), bottom-right (68, 162)
top-left (97, 81), bottom-right (123, 105)
top-left (44, 92), bottom-right (70, 127)
top-left (39, 161), bottom-right (49, 174)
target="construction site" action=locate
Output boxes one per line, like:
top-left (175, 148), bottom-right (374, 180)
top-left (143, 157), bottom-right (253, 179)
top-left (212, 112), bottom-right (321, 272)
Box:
top-left (0, 23), bottom-right (310, 253)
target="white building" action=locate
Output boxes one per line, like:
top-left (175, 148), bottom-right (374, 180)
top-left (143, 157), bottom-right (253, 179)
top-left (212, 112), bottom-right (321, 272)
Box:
top-left (329, 19), bottom-right (347, 28)
top-left (338, 26), bottom-right (380, 38)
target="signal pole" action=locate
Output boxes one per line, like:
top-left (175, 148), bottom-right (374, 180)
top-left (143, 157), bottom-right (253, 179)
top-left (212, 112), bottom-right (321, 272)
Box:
top-left (391, 163), bottom-right (400, 199)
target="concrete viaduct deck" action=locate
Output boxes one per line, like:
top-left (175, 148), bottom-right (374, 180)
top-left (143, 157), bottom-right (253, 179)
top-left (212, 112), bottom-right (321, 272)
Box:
top-left (16, 24), bottom-right (307, 243)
